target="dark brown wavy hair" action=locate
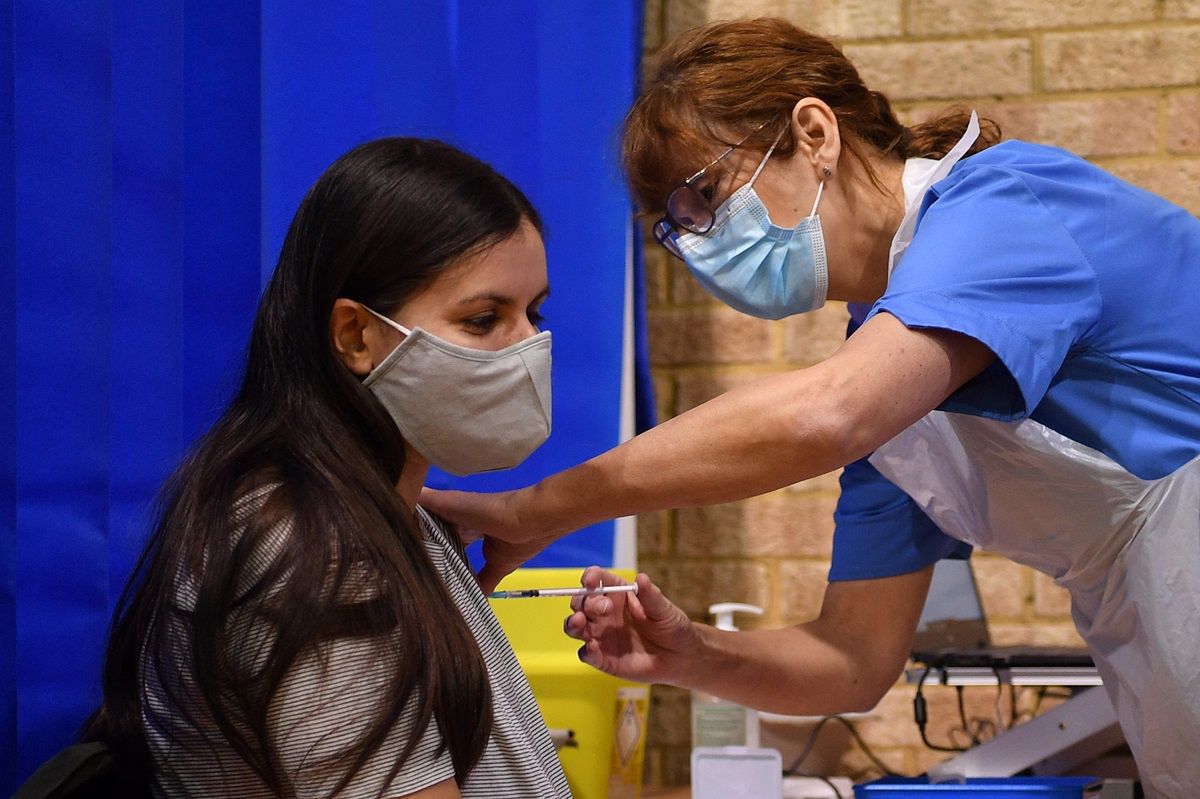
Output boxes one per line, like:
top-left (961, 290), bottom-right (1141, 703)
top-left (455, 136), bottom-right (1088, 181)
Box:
top-left (623, 17), bottom-right (1001, 214)
top-left (87, 138), bottom-right (542, 796)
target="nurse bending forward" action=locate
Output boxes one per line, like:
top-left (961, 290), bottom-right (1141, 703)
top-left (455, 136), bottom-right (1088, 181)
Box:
top-left (87, 139), bottom-right (570, 799)
top-left (423, 18), bottom-right (1200, 796)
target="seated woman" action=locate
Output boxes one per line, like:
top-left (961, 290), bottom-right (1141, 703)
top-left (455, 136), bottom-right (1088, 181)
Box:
top-left (87, 138), bottom-right (571, 798)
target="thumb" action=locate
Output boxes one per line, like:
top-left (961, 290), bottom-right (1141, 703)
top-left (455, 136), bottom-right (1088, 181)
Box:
top-left (419, 487), bottom-right (459, 518)
top-left (629, 573), bottom-right (673, 622)
top-left (476, 561), bottom-right (508, 596)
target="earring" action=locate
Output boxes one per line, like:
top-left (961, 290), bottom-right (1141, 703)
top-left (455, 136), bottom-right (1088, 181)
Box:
top-left (822, 165), bottom-right (833, 178)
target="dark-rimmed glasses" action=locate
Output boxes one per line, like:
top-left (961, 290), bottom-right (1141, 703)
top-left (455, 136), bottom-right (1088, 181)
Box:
top-left (652, 121), bottom-right (773, 260)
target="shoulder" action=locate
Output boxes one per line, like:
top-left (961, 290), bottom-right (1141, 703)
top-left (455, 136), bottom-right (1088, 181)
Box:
top-left (927, 139), bottom-right (1165, 224)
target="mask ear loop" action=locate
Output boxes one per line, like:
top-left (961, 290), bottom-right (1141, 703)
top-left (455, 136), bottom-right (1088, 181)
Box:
top-left (365, 305), bottom-right (413, 337)
top-left (808, 179), bottom-right (826, 218)
top-left (745, 126), bottom-right (788, 190)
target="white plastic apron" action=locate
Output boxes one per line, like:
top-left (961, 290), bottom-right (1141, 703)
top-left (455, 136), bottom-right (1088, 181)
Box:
top-left (866, 118), bottom-right (1200, 796)
top-left (871, 414), bottom-right (1200, 796)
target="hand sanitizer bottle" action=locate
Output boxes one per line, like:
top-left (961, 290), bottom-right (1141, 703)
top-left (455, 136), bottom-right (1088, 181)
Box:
top-left (691, 602), bottom-right (764, 749)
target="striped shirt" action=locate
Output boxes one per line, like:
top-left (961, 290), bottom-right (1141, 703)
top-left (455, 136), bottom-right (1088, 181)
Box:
top-left (143, 490), bottom-right (571, 798)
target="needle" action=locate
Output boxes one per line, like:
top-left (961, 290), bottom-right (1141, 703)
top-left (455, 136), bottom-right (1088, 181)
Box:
top-left (489, 584), bottom-right (639, 599)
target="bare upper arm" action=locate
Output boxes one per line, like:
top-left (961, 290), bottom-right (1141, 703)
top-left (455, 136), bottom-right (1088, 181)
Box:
top-left (810, 566), bottom-right (934, 705)
top-left (391, 778), bottom-right (462, 799)
top-left (807, 311), bottom-right (995, 460)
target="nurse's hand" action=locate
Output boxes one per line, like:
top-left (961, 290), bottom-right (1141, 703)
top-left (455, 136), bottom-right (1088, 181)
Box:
top-left (420, 486), bottom-right (558, 594)
top-left (564, 566), bottom-right (699, 684)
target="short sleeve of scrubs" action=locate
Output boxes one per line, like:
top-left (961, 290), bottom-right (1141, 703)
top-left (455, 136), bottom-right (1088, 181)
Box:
top-left (829, 316), bottom-right (971, 581)
top-left (830, 455), bottom-right (971, 581)
top-left (867, 165), bottom-right (1103, 419)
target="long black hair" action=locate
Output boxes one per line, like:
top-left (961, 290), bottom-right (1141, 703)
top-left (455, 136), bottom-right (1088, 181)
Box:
top-left (89, 138), bottom-right (543, 795)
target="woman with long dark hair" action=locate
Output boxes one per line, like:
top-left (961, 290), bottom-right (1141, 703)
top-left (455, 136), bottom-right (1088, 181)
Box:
top-left (88, 138), bottom-right (570, 798)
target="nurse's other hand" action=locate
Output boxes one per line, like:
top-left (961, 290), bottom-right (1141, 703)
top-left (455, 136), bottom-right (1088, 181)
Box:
top-left (419, 487), bottom-right (556, 594)
top-left (564, 567), bottom-right (699, 685)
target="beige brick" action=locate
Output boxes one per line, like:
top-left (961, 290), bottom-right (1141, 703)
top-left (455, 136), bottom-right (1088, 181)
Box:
top-left (973, 557), bottom-right (1031, 620)
top-left (637, 510), bottom-right (673, 558)
top-left (844, 39), bottom-right (1032, 102)
top-left (652, 373), bottom-right (674, 426)
top-left (838, 744), bottom-right (908, 781)
top-left (676, 491), bottom-right (837, 558)
top-left (853, 685), bottom-right (928, 749)
top-left (778, 559), bottom-right (831, 622)
top-left (643, 246), bottom-right (671, 308)
top-left (1168, 91), bottom-right (1200, 154)
top-left (664, 559), bottom-right (772, 618)
top-left (648, 306), bottom-right (774, 365)
top-left (655, 745), bottom-right (692, 787)
top-left (908, 0), bottom-right (1155, 36)
top-left (664, 0), bottom-right (709, 41)
top-left (782, 467), bottom-right (844, 496)
top-left (989, 620), bottom-right (1085, 647)
top-left (970, 98), bottom-right (1159, 159)
top-left (1106, 160), bottom-right (1200, 216)
top-left (643, 0), bottom-right (666, 51)
top-left (1033, 571), bottom-right (1073, 618)
top-left (760, 714), bottom-right (855, 775)
top-left (1165, 0), bottom-right (1200, 20)
top-left (648, 684), bottom-right (690, 747)
top-left (1042, 26), bottom-right (1200, 92)
top-left (669, 258), bottom-right (720, 305)
top-left (702, 0), bottom-right (902, 39)
top-left (910, 747), bottom-right (956, 774)
top-left (783, 301), bottom-right (850, 365)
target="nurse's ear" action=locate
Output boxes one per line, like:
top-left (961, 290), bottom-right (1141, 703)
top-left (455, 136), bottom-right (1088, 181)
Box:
top-left (789, 98), bottom-right (842, 180)
top-left (330, 298), bottom-right (389, 376)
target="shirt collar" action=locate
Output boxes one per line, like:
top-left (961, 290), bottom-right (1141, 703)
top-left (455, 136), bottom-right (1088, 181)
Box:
top-left (887, 111), bottom-right (981, 276)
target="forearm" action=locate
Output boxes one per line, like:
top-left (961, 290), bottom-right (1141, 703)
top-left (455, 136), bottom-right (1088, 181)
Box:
top-left (523, 367), bottom-right (852, 536)
top-left (517, 315), bottom-right (992, 540)
top-left (673, 621), bottom-right (893, 716)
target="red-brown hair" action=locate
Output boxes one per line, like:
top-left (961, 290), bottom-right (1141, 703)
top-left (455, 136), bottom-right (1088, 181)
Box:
top-left (623, 18), bottom-right (1001, 214)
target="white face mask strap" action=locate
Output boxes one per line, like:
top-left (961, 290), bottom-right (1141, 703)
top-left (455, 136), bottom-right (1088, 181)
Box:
top-left (364, 305), bottom-right (412, 337)
top-left (808, 179), bottom-right (826, 218)
top-left (746, 126), bottom-right (787, 189)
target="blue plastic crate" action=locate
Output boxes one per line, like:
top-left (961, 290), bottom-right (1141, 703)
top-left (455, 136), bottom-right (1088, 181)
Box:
top-left (854, 776), bottom-right (1100, 798)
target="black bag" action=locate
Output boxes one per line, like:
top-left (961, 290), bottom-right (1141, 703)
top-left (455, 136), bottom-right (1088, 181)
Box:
top-left (11, 742), bottom-right (153, 799)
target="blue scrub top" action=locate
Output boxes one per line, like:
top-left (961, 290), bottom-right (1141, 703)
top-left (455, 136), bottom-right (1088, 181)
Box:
top-left (830, 140), bottom-right (1200, 582)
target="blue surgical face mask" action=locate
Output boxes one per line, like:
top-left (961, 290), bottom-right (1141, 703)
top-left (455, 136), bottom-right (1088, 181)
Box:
top-left (673, 136), bottom-right (828, 320)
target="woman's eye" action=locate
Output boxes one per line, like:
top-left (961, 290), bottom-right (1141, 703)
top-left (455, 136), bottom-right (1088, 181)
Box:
top-left (527, 308), bottom-right (545, 328)
top-left (700, 183), bottom-right (716, 202)
top-left (464, 314), bottom-right (498, 333)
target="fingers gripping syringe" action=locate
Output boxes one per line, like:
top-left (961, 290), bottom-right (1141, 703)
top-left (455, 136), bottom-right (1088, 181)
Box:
top-left (489, 584), bottom-right (639, 599)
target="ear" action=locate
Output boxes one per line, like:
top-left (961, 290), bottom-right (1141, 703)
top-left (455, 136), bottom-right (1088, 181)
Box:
top-left (789, 98), bottom-right (842, 180)
top-left (330, 298), bottom-right (378, 376)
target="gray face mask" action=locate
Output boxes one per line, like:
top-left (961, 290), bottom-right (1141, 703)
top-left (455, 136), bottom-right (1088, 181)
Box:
top-left (362, 308), bottom-right (552, 476)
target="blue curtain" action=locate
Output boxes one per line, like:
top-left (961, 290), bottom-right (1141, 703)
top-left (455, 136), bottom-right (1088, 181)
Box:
top-left (0, 0), bottom-right (642, 787)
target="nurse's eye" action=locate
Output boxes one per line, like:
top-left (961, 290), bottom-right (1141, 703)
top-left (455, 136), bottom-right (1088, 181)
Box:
top-left (699, 183), bottom-right (717, 202)
top-left (527, 308), bottom-right (545, 329)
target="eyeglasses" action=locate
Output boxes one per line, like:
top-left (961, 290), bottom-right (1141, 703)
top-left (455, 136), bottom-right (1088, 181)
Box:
top-left (652, 121), bottom-right (780, 260)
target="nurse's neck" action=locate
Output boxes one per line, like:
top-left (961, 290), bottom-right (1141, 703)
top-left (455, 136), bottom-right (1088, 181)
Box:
top-left (824, 154), bottom-right (906, 306)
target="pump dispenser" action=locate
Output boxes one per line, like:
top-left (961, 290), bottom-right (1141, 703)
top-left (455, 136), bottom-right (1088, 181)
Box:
top-left (691, 602), bottom-right (763, 749)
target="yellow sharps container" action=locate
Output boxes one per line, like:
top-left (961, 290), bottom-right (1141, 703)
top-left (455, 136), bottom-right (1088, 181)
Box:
top-left (490, 568), bottom-right (649, 799)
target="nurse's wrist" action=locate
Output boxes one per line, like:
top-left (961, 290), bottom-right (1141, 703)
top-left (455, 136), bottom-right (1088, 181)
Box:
top-left (518, 476), bottom-right (583, 543)
top-left (673, 622), bottom-right (730, 691)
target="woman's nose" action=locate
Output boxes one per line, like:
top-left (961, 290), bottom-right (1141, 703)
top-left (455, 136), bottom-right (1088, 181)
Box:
top-left (512, 315), bottom-right (540, 343)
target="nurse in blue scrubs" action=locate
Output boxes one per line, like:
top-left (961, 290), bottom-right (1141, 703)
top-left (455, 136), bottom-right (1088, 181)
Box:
top-left (423, 19), bottom-right (1200, 794)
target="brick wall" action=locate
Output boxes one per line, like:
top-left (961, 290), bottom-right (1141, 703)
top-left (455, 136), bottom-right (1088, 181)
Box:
top-left (636, 0), bottom-right (1200, 786)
